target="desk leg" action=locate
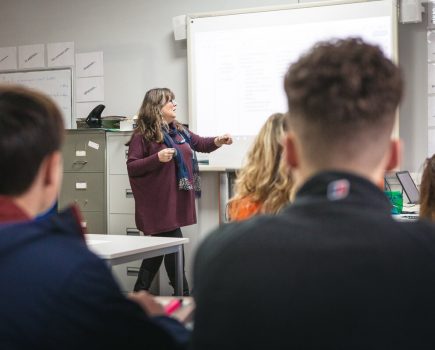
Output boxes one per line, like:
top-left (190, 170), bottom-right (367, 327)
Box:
top-left (174, 245), bottom-right (183, 296)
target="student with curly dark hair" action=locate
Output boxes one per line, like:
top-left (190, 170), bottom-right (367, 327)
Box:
top-left (192, 38), bottom-right (435, 350)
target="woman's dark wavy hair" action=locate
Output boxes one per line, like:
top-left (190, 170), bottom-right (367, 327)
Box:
top-left (126, 88), bottom-right (184, 146)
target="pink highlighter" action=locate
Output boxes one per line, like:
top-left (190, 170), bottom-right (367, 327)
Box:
top-left (164, 299), bottom-right (183, 315)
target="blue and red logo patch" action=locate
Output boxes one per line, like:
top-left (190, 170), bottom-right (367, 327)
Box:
top-left (327, 179), bottom-right (350, 201)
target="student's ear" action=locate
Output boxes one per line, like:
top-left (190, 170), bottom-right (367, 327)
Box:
top-left (285, 132), bottom-right (299, 168)
top-left (42, 151), bottom-right (63, 195)
top-left (385, 139), bottom-right (401, 171)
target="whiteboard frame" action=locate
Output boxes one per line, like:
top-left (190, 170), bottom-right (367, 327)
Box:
top-left (187, 0), bottom-right (399, 142)
top-left (0, 67), bottom-right (74, 129)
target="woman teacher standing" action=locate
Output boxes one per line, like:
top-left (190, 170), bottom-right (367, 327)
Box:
top-left (126, 88), bottom-right (232, 295)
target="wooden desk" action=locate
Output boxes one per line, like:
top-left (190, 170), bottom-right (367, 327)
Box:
top-left (86, 234), bottom-right (189, 295)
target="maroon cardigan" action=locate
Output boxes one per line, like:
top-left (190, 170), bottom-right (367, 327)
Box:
top-left (127, 128), bottom-right (218, 235)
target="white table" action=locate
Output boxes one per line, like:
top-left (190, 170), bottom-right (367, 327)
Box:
top-left (86, 234), bottom-right (189, 295)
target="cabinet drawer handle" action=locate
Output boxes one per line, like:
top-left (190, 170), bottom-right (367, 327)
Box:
top-left (73, 160), bottom-right (88, 165)
top-left (126, 228), bottom-right (140, 236)
top-left (125, 149), bottom-right (129, 159)
top-left (126, 267), bottom-right (140, 276)
top-left (125, 189), bottom-right (133, 197)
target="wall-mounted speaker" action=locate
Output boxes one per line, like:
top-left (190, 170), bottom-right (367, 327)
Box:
top-left (172, 15), bottom-right (187, 41)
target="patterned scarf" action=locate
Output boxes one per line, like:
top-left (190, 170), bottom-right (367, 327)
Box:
top-left (162, 126), bottom-right (201, 198)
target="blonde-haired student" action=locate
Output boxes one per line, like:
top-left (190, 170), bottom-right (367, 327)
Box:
top-left (227, 113), bottom-right (294, 221)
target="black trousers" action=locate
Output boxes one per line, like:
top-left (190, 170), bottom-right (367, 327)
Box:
top-left (134, 228), bottom-right (190, 296)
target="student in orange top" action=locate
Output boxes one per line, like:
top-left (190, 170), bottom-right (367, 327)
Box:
top-left (227, 113), bottom-right (294, 221)
top-left (419, 154), bottom-right (435, 221)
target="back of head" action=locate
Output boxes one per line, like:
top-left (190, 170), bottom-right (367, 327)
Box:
top-left (420, 154), bottom-right (435, 221)
top-left (0, 85), bottom-right (64, 196)
top-left (284, 38), bottom-right (403, 169)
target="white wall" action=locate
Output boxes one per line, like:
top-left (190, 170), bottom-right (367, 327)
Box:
top-left (399, 12), bottom-right (428, 172)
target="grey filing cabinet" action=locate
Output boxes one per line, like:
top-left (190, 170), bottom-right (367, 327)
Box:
top-left (59, 129), bottom-right (107, 234)
top-left (106, 131), bottom-right (159, 293)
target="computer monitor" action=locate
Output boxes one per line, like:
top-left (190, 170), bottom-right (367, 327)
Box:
top-left (396, 171), bottom-right (420, 204)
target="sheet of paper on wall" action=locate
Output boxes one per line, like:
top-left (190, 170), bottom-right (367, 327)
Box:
top-left (429, 129), bottom-right (435, 157)
top-left (429, 63), bottom-right (435, 94)
top-left (76, 51), bottom-right (103, 77)
top-left (428, 2), bottom-right (435, 30)
top-left (428, 32), bottom-right (435, 62)
top-left (0, 46), bottom-right (17, 71)
top-left (47, 42), bottom-right (75, 67)
top-left (18, 44), bottom-right (45, 69)
top-left (76, 77), bottom-right (104, 102)
top-left (428, 95), bottom-right (435, 127)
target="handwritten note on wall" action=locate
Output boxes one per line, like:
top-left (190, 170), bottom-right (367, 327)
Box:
top-left (47, 42), bottom-right (75, 67)
top-left (0, 47), bottom-right (17, 71)
top-left (18, 44), bottom-right (45, 69)
top-left (76, 76), bottom-right (104, 102)
top-left (0, 69), bottom-right (72, 128)
top-left (76, 52), bottom-right (103, 77)
top-left (76, 51), bottom-right (104, 116)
